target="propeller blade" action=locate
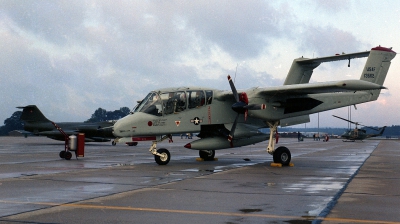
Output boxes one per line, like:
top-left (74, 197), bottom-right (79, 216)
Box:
top-left (227, 75), bottom-right (239, 102)
top-left (228, 114), bottom-right (240, 147)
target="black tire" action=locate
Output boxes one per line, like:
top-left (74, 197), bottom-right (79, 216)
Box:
top-left (64, 151), bottom-right (72, 160)
top-left (112, 141), bottom-right (116, 146)
top-left (273, 146), bottom-right (291, 166)
top-left (199, 150), bottom-right (215, 160)
top-left (59, 151), bottom-right (66, 159)
top-left (154, 148), bottom-right (170, 165)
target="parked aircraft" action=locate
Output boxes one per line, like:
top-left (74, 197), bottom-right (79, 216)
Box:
top-left (111, 46), bottom-right (395, 166)
top-left (333, 115), bottom-right (387, 141)
top-left (18, 105), bottom-right (116, 143)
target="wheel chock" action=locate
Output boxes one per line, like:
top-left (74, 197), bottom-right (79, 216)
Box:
top-left (270, 163), bottom-right (282, 167)
top-left (270, 162), bottom-right (295, 167)
top-left (196, 158), bottom-right (218, 161)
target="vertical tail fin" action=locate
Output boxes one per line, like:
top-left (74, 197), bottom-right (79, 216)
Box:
top-left (284, 58), bottom-right (321, 85)
top-left (360, 46), bottom-right (396, 100)
top-left (17, 105), bottom-right (50, 122)
top-left (379, 126), bottom-right (386, 136)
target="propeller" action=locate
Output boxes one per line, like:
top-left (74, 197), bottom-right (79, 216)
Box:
top-left (227, 75), bottom-right (266, 146)
top-left (332, 115), bottom-right (379, 131)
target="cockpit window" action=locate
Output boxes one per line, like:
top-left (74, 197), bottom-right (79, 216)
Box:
top-left (161, 91), bottom-right (187, 115)
top-left (188, 90), bottom-right (205, 109)
top-left (136, 90), bottom-right (213, 116)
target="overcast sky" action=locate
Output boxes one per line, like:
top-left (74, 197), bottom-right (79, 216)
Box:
top-left (1, 0), bottom-right (399, 128)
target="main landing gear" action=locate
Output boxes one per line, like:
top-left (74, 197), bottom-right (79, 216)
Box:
top-left (267, 121), bottom-right (291, 166)
top-left (199, 150), bottom-right (215, 160)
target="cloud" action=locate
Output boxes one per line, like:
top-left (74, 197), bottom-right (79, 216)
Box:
top-left (298, 25), bottom-right (366, 57)
top-left (175, 1), bottom-right (288, 59)
top-left (0, 0), bottom-right (398, 128)
top-left (1, 1), bottom-right (87, 44)
top-left (312, 0), bottom-right (350, 13)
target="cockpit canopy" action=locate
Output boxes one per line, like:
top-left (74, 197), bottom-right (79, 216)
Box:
top-left (133, 90), bottom-right (213, 116)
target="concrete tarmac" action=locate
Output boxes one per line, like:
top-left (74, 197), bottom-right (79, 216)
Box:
top-left (0, 136), bottom-right (399, 223)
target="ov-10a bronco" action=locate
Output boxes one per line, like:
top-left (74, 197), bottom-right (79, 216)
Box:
top-left (112, 46), bottom-right (396, 165)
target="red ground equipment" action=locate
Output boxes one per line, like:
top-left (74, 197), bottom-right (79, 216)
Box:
top-left (51, 121), bottom-right (84, 160)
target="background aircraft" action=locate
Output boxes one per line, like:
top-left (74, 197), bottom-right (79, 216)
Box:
top-left (111, 46), bottom-right (396, 166)
top-left (333, 115), bottom-right (386, 141)
top-left (18, 105), bottom-right (116, 143)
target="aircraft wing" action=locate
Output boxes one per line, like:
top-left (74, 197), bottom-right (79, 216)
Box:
top-left (35, 130), bottom-right (111, 142)
top-left (255, 79), bottom-right (386, 96)
top-left (38, 130), bottom-right (79, 136)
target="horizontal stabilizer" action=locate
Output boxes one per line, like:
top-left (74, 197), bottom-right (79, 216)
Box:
top-left (258, 79), bottom-right (385, 96)
top-left (296, 51), bottom-right (370, 65)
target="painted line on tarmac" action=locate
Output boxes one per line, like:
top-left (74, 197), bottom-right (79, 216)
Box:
top-left (1, 200), bottom-right (400, 224)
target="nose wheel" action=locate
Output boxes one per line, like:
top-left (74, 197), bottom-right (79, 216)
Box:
top-left (154, 148), bottom-right (170, 165)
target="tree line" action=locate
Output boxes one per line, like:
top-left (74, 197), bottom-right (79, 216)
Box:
top-left (0, 107), bottom-right (130, 136)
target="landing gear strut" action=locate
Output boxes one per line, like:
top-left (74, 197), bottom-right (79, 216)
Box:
top-left (267, 121), bottom-right (291, 166)
top-left (149, 135), bottom-right (173, 165)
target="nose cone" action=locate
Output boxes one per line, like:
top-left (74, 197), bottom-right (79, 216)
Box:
top-left (112, 121), bottom-right (120, 137)
top-left (112, 118), bottom-right (128, 137)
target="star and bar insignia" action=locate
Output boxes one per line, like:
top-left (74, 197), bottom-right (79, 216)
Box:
top-left (190, 117), bottom-right (202, 125)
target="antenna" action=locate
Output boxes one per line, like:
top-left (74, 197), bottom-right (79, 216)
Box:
top-left (234, 63), bottom-right (238, 83)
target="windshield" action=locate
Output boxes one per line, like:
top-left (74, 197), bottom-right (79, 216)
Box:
top-left (134, 92), bottom-right (163, 116)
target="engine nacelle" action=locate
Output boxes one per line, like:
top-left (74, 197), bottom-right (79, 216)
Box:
top-left (184, 135), bottom-right (267, 150)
